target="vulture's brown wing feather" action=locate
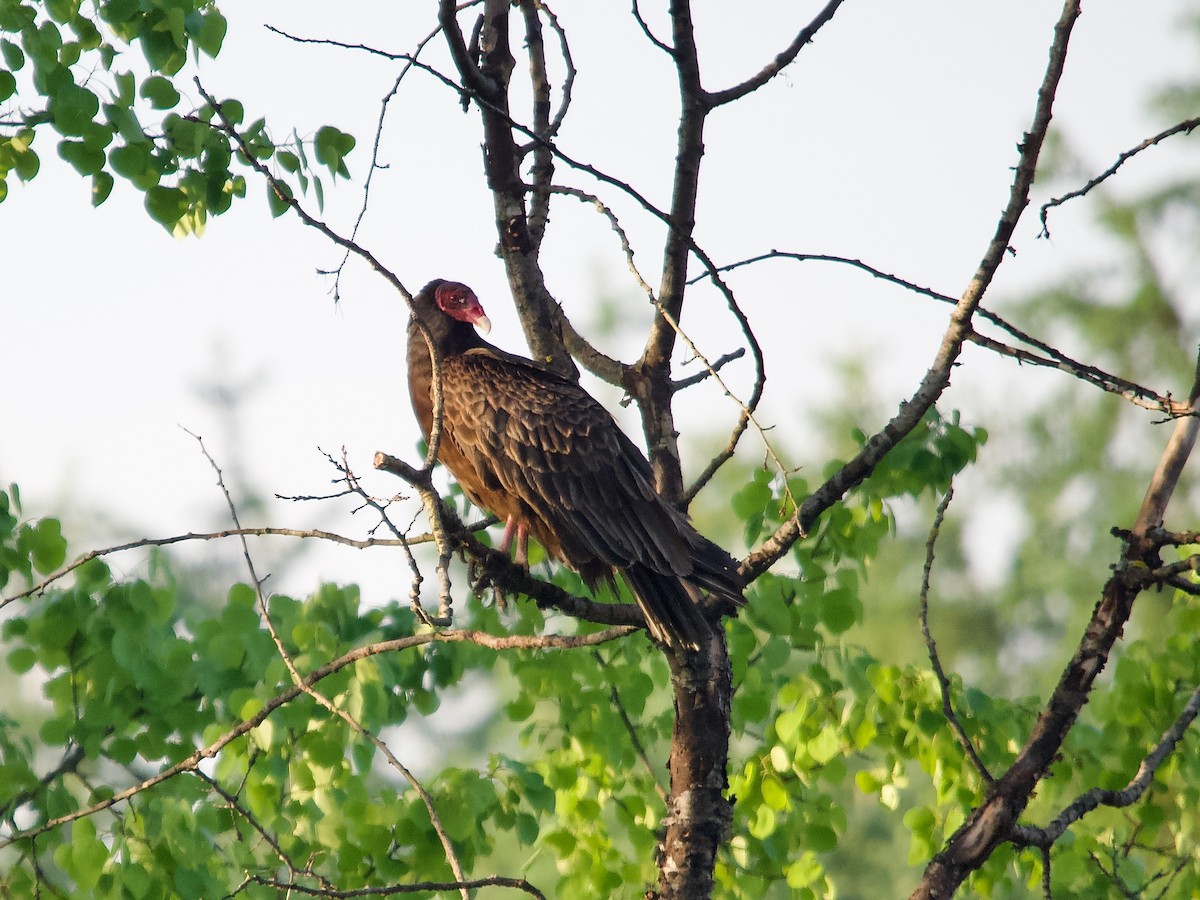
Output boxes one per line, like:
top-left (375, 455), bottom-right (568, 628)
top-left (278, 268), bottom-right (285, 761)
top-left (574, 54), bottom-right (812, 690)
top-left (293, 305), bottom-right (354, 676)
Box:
top-left (441, 350), bottom-right (692, 577)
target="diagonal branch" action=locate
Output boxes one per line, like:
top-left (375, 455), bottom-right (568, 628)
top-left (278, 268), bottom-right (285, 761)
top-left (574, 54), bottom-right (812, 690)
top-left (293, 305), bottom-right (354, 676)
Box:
top-left (1014, 680), bottom-right (1200, 849)
top-left (705, 0), bottom-right (847, 107)
top-left (1040, 115), bottom-right (1200, 237)
top-left (702, 249), bottom-right (1182, 416)
top-left (744, 0), bottom-right (1081, 582)
top-left (911, 346), bottom-right (1200, 898)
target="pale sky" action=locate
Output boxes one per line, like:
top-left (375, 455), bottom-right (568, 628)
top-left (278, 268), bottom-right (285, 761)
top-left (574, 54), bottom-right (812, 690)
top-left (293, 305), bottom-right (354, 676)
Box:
top-left (2, 1), bottom-right (1193, 604)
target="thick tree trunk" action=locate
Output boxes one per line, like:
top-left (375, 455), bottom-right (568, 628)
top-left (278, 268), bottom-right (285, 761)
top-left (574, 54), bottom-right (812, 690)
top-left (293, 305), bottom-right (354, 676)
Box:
top-left (654, 631), bottom-right (734, 899)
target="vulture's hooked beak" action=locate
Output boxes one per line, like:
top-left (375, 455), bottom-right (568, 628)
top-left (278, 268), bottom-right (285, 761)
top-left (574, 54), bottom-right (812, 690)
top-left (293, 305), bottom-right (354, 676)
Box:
top-left (474, 314), bottom-right (493, 336)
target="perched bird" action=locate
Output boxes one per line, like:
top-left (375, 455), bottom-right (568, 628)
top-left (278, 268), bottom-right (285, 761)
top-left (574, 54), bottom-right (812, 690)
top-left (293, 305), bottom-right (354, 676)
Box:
top-left (406, 279), bottom-right (745, 650)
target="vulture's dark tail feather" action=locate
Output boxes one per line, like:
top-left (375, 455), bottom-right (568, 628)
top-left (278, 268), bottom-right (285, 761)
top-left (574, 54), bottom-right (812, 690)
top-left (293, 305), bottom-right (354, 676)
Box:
top-left (686, 535), bottom-right (748, 611)
top-left (620, 565), bottom-right (714, 652)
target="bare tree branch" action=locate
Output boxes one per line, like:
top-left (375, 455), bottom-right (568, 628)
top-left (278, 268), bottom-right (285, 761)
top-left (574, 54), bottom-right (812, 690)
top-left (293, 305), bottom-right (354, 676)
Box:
top-left (0, 527), bottom-right (419, 611)
top-left (1040, 115), bottom-right (1200, 237)
top-left (441, 0), bottom-right (576, 379)
top-left (918, 485), bottom-right (995, 787)
top-left (536, 2), bottom-right (575, 141)
top-left (672, 349), bottom-right (746, 392)
top-left (636, 0), bottom-right (706, 500)
top-left (702, 248), bottom-right (1182, 415)
top-left (519, 0), bottom-right (555, 245)
top-left (745, 0), bottom-right (1082, 583)
top-left (705, 0), bottom-right (847, 107)
top-left (630, 0), bottom-right (673, 56)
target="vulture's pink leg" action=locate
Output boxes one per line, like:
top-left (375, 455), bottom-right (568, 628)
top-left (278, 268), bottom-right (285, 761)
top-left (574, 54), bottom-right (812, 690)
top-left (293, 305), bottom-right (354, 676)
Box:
top-left (499, 516), bottom-right (530, 566)
top-left (500, 516), bottom-right (519, 554)
top-left (515, 523), bottom-right (529, 567)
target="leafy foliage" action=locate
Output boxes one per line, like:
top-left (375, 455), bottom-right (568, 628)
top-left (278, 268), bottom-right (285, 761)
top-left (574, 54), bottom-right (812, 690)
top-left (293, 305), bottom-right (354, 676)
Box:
top-left (0, 0), bottom-right (353, 233)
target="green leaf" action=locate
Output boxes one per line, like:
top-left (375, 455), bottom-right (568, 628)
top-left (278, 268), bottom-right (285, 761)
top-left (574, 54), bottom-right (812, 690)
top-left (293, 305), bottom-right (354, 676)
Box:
top-left (217, 98), bottom-right (243, 127)
top-left (144, 185), bottom-right (189, 230)
top-left (109, 142), bottom-right (151, 179)
top-left (806, 823), bottom-right (838, 853)
top-left (163, 113), bottom-right (208, 158)
top-left (113, 70), bottom-right (136, 106)
top-left (819, 587), bottom-right (860, 634)
top-left (45, 0), bottom-right (79, 22)
top-left (91, 170), bottom-right (113, 206)
top-left (760, 776), bottom-right (789, 811)
top-left (1, 40), bottom-right (24, 71)
top-left (69, 817), bottom-right (108, 891)
top-left (807, 726), bottom-right (841, 765)
top-left (194, 10), bottom-right (227, 58)
top-left (266, 181), bottom-right (292, 217)
top-left (314, 125), bottom-right (355, 176)
top-left (11, 143), bottom-right (40, 182)
top-left (69, 16), bottom-right (102, 50)
top-left (7, 647), bottom-right (36, 674)
top-left (276, 149), bottom-right (300, 173)
top-left (139, 75), bottom-right (179, 110)
top-left (29, 518), bottom-right (66, 573)
top-left (0, 70), bottom-right (14, 103)
top-left (57, 139), bottom-right (105, 176)
top-left (48, 82), bottom-right (100, 136)
top-left (140, 27), bottom-right (185, 75)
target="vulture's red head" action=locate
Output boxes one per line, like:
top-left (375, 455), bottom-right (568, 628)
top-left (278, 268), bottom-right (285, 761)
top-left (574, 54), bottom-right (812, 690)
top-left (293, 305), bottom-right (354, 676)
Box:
top-left (434, 281), bottom-right (492, 335)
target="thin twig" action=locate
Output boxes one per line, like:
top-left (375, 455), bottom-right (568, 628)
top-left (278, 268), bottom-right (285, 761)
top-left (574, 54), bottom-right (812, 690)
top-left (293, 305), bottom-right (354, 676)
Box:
top-left (630, 0), bottom-right (673, 55)
top-left (537, 1), bottom-right (575, 140)
top-left (700, 249), bottom-right (1181, 416)
top-left (0, 524), bottom-right (487, 612)
top-left (519, 0), bottom-right (555, 244)
top-left (918, 486), bottom-right (994, 786)
top-left (304, 22), bottom-right (445, 300)
top-left (1039, 116), bottom-right (1200, 237)
top-left (593, 651), bottom-right (668, 801)
top-left (673, 349), bottom-right (746, 392)
top-left (194, 770), bottom-right (326, 887)
top-left (705, 0), bottom-right (846, 107)
top-left (0, 744), bottom-right (86, 824)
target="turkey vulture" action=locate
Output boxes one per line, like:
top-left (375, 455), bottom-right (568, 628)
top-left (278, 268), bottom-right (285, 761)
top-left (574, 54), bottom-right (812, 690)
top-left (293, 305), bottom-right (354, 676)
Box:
top-left (406, 279), bottom-right (745, 650)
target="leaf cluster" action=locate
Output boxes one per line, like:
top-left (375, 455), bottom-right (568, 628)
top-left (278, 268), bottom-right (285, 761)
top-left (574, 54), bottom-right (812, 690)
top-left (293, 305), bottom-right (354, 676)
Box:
top-left (0, 0), bottom-right (353, 232)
